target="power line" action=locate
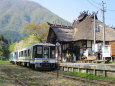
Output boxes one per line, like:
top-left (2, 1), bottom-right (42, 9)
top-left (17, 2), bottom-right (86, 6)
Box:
top-left (91, 0), bottom-right (100, 5)
top-left (87, 0), bottom-right (115, 13)
top-left (87, 0), bottom-right (100, 9)
top-left (107, 9), bottom-right (115, 12)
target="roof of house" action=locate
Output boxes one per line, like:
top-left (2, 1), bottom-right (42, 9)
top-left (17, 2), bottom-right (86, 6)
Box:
top-left (73, 12), bottom-right (115, 41)
top-left (47, 22), bottom-right (74, 42)
top-left (47, 12), bottom-right (115, 42)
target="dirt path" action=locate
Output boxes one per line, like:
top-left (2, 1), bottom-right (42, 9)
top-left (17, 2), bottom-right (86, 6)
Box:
top-left (0, 63), bottom-right (102, 86)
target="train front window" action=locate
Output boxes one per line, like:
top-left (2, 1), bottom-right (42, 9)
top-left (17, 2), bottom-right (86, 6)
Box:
top-left (37, 47), bottom-right (42, 54)
top-left (44, 47), bottom-right (49, 59)
top-left (33, 46), bottom-right (43, 58)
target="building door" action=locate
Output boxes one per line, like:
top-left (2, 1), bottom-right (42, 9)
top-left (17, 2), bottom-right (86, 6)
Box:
top-left (73, 47), bottom-right (80, 61)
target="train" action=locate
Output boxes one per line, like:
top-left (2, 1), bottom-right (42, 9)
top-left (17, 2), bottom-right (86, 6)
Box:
top-left (9, 43), bottom-right (58, 70)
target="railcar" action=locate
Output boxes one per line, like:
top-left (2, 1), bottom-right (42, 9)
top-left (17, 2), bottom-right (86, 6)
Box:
top-left (9, 51), bottom-right (18, 64)
top-left (9, 43), bottom-right (58, 70)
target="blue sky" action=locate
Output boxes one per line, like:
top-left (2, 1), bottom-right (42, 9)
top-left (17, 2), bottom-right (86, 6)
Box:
top-left (30, 0), bottom-right (115, 26)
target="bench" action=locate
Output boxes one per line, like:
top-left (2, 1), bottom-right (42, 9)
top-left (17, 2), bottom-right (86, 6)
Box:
top-left (94, 60), bottom-right (110, 63)
top-left (84, 56), bottom-right (97, 60)
top-left (77, 56), bottom-right (97, 63)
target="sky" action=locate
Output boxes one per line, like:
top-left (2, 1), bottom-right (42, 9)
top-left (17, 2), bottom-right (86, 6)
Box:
top-left (30, 0), bottom-right (115, 26)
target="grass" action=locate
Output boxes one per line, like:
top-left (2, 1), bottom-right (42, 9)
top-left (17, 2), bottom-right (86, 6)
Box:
top-left (0, 60), bottom-right (11, 64)
top-left (30, 80), bottom-right (48, 86)
top-left (69, 72), bottom-right (115, 81)
top-left (0, 76), bottom-right (4, 82)
top-left (15, 73), bottom-right (28, 79)
top-left (14, 72), bottom-right (48, 86)
top-left (31, 80), bottom-right (46, 86)
top-left (108, 61), bottom-right (115, 64)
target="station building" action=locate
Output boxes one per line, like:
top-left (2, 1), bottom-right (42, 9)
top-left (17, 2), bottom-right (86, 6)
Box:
top-left (47, 12), bottom-right (115, 62)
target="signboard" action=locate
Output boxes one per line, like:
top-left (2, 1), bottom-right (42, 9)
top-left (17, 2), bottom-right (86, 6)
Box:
top-left (102, 45), bottom-right (111, 57)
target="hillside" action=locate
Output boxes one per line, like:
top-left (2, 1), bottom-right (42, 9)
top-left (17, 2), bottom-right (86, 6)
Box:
top-left (0, 35), bottom-right (9, 59)
top-left (0, 0), bottom-right (70, 43)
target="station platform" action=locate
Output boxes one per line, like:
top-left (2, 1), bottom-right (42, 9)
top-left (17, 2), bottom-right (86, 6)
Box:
top-left (59, 62), bottom-right (115, 71)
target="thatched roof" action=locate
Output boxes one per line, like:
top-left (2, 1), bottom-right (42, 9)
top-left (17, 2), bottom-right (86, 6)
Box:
top-left (47, 12), bottom-right (115, 43)
top-left (47, 22), bottom-right (74, 42)
top-left (52, 27), bottom-right (74, 41)
top-left (73, 13), bottom-right (115, 41)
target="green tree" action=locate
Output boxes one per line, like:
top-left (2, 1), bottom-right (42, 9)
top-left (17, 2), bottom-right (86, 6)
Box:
top-left (9, 42), bottom-right (17, 53)
top-left (25, 23), bottom-right (49, 42)
top-left (0, 46), bottom-right (3, 59)
top-left (14, 23), bottom-right (50, 51)
top-left (0, 35), bottom-right (9, 60)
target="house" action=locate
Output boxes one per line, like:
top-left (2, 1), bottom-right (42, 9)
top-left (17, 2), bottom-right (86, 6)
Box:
top-left (47, 12), bottom-right (115, 62)
top-left (47, 22), bottom-right (75, 62)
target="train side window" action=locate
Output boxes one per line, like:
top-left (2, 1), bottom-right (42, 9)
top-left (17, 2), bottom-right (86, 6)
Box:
top-left (19, 52), bottom-right (20, 57)
top-left (21, 51), bottom-right (23, 57)
top-left (21, 51), bottom-right (22, 57)
top-left (24, 51), bottom-right (25, 57)
top-left (26, 50), bottom-right (27, 57)
top-left (23, 51), bottom-right (25, 57)
top-left (27, 49), bottom-right (30, 57)
top-left (20, 52), bottom-right (21, 57)
top-left (25, 50), bottom-right (27, 57)
top-left (37, 47), bottom-right (42, 54)
top-left (33, 47), bottom-right (36, 57)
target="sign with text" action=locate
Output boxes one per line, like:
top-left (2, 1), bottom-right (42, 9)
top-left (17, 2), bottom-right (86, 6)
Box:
top-left (102, 45), bottom-right (111, 57)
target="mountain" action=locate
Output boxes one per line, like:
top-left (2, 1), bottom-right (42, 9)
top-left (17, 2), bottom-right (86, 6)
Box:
top-left (0, 0), bottom-right (70, 43)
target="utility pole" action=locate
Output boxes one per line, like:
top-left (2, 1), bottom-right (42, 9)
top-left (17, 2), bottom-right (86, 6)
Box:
top-left (93, 12), bottom-right (98, 54)
top-left (93, 12), bottom-right (96, 55)
top-left (94, 12), bottom-right (96, 46)
top-left (101, 1), bottom-right (106, 45)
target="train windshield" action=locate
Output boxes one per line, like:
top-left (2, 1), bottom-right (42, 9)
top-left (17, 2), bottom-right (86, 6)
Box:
top-left (33, 46), bottom-right (43, 58)
top-left (33, 45), bottom-right (56, 58)
top-left (44, 47), bottom-right (49, 58)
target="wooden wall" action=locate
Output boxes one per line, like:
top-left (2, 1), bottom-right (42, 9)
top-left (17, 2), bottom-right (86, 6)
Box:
top-left (109, 42), bottom-right (115, 56)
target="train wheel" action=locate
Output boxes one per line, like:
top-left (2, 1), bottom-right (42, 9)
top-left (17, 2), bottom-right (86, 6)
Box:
top-left (30, 64), bottom-right (35, 69)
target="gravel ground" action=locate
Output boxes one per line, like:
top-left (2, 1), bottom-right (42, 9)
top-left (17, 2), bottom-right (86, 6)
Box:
top-left (0, 63), bottom-right (101, 86)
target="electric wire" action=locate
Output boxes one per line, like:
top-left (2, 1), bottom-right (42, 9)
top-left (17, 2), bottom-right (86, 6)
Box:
top-left (87, 0), bottom-right (100, 9)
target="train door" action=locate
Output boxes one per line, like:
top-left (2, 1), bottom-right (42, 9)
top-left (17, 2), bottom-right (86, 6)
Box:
top-left (14, 51), bottom-right (18, 60)
top-left (43, 46), bottom-right (50, 59)
top-left (50, 46), bottom-right (56, 58)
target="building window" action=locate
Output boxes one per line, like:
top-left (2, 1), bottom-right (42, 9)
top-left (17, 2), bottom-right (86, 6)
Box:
top-left (96, 25), bottom-right (100, 32)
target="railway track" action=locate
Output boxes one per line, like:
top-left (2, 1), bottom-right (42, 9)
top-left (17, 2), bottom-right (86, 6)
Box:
top-left (44, 71), bottom-right (115, 86)
top-left (1, 63), bottom-right (115, 86)
top-left (1, 69), bottom-right (29, 86)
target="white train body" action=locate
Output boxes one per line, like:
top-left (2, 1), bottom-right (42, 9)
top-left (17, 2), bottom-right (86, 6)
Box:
top-left (9, 43), bottom-right (58, 70)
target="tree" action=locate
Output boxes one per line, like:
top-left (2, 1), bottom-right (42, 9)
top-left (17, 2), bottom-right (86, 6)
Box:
top-left (0, 46), bottom-right (3, 60)
top-left (9, 42), bottom-right (17, 53)
top-left (0, 35), bottom-right (9, 60)
top-left (25, 23), bottom-right (49, 42)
